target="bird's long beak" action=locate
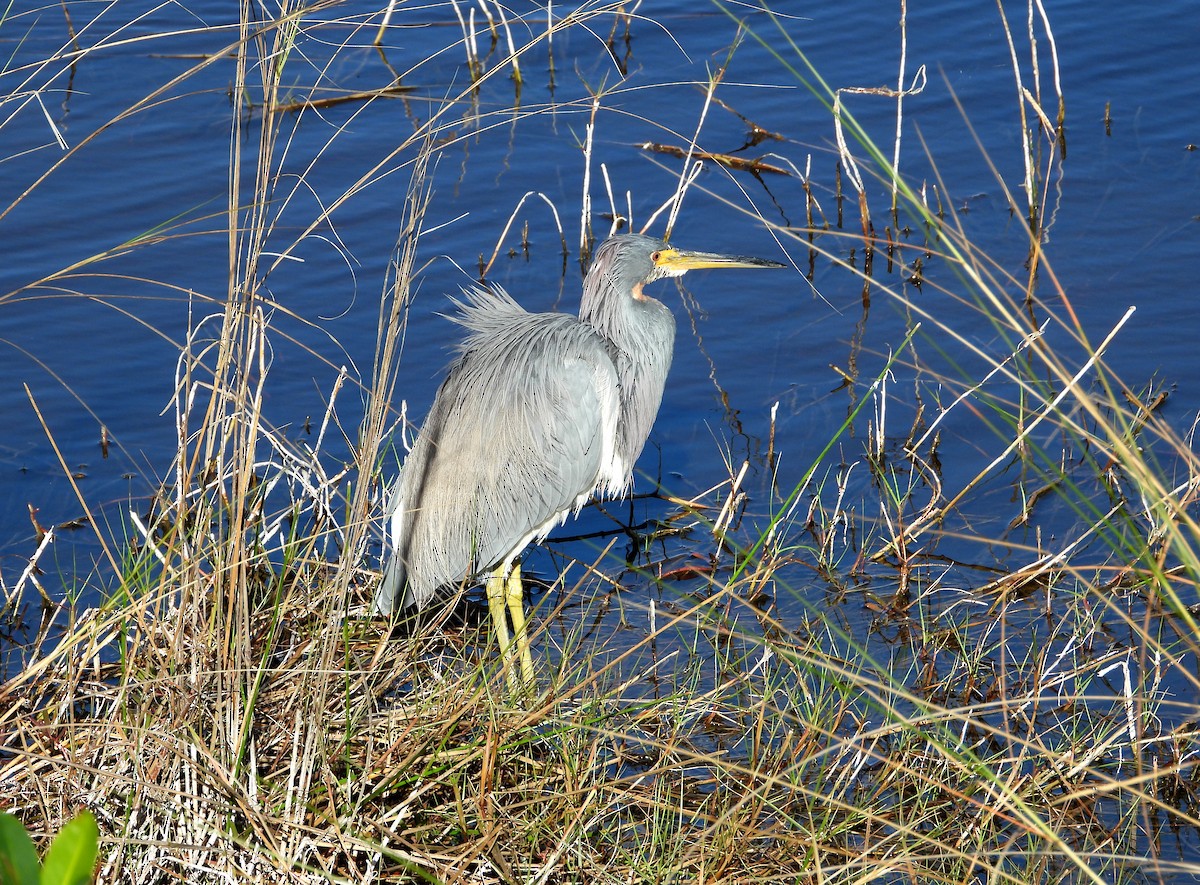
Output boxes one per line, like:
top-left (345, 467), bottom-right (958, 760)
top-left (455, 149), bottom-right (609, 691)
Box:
top-left (652, 247), bottom-right (786, 272)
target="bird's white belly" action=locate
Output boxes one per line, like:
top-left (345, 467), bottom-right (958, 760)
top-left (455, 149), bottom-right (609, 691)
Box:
top-left (592, 357), bottom-right (629, 497)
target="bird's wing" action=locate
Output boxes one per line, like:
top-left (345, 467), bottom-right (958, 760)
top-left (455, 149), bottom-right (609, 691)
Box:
top-left (380, 294), bottom-right (621, 612)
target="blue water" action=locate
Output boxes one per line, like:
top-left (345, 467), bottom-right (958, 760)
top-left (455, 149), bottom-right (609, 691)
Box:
top-left (0, 0), bottom-right (1194, 605)
top-left (3, 0), bottom-right (1200, 873)
top-left (1, 1), bottom-right (1195, 598)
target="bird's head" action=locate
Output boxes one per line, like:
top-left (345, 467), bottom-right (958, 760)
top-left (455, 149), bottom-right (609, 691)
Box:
top-left (587, 233), bottom-right (786, 302)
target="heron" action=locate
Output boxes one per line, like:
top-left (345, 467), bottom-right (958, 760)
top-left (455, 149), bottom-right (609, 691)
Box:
top-left (375, 232), bottom-right (784, 692)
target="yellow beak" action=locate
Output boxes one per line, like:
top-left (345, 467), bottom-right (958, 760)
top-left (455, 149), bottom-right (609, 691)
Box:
top-left (652, 246), bottom-right (786, 272)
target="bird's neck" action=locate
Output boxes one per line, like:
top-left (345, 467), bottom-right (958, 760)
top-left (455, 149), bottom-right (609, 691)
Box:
top-left (580, 283), bottom-right (676, 481)
top-left (580, 273), bottom-right (669, 349)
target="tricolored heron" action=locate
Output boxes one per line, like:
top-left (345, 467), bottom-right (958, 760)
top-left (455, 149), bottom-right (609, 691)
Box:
top-left (375, 233), bottom-right (785, 691)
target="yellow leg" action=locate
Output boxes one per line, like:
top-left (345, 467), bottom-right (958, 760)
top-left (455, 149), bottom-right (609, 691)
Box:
top-left (486, 569), bottom-right (519, 695)
top-left (505, 564), bottom-right (536, 690)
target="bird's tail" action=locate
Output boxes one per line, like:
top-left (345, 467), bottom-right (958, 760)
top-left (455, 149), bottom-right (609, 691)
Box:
top-left (373, 553), bottom-right (408, 615)
top-left (376, 480), bottom-right (415, 615)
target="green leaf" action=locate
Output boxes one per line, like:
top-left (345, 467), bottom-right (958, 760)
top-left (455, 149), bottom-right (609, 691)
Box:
top-left (37, 811), bottom-right (97, 885)
top-left (0, 813), bottom-right (41, 885)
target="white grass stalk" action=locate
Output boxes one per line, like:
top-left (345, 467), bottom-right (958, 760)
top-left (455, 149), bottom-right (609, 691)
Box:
top-left (468, 8), bottom-right (478, 73)
top-left (1035, 0), bottom-right (1064, 126)
top-left (713, 460), bottom-right (749, 539)
top-left (832, 90), bottom-right (866, 197)
top-left (664, 74), bottom-right (718, 240)
top-left (374, 0), bottom-right (398, 45)
top-left (996, 0), bottom-right (1035, 222)
top-left (642, 161), bottom-right (700, 233)
top-left (891, 0), bottom-right (907, 217)
top-left (483, 191), bottom-right (564, 276)
top-left (600, 162), bottom-right (622, 236)
top-left (911, 320), bottom-right (1047, 452)
top-left (580, 96), bottom-right (599, 256)
top-left (475, 0), bottom-right (497, 39)
top-left (494, 1), bottom-right (522, 85)
top-left (1098, 657), bottom-right (1138, 745)
top-left (977, 306), bottom-right (1135, 478)
top-left (450, 0), bottom-right (480, 78)
top-left (872, 366), bottom-right (890, 460)
top-left (8, 527), bottom-right (54, 606)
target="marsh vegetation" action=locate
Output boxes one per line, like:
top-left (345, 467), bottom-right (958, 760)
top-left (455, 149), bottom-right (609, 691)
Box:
top-left (3, 1), bottom-right (1200, 882)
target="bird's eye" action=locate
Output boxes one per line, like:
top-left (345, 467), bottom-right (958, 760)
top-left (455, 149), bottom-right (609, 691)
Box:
top-left (650, 251), bottom-right (662, 263)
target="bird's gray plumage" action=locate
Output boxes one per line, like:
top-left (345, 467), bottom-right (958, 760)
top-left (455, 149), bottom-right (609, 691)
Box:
top-left (375, 234), bottom-right (677, 614)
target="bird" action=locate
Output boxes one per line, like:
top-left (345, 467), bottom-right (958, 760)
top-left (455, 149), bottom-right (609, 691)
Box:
top-left (375, 232), bottom-right (785, 692)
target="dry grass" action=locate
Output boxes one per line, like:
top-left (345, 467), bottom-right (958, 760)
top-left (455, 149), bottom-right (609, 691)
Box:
top-left (3, 2), bottom-right (1200, 883)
